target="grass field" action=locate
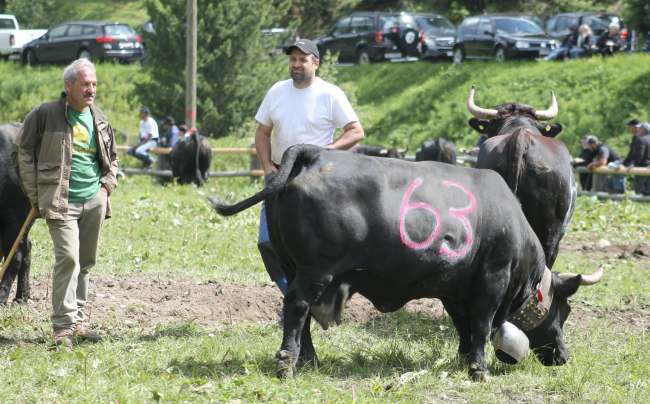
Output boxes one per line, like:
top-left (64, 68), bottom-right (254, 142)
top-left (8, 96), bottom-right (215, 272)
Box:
top-left (0, 172), bottom-right (649, 403)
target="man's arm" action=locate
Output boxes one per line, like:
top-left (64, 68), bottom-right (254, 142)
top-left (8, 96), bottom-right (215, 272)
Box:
top-left (587, 156), bottom-right (607, 169)
top-left (255, 122), bottom-right (277, 175)
top-left (133, 134), bottom-right (153, 149)
top-left (324, 121), bottom-right (364, 151)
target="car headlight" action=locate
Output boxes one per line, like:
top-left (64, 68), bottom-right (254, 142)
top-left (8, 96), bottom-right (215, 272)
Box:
top-left (425, 38), bottom-right (435, 46)
top-left (515, 41), bottom-right (530, 49)
top-left (549, 40), bottom-right (556, 49)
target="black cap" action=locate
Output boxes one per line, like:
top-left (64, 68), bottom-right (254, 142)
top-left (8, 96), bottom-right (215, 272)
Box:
top-left (138, 106), bottom-right (150, 115)
top-left (285, 39), bottom-right (319, 60)
top-left (178, 124), bottom-right (188, 132)
top-left (628, 119), bottom-right (640, 126)
top-left (163, 116), bottom-right (175, 125)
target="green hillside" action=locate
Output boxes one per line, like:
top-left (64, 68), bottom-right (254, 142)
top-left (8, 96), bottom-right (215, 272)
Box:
top-left (338, 54), bottom-right (650, 156)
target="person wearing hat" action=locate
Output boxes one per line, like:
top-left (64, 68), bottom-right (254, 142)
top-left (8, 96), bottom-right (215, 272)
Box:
top-left (254, 38), bottom-right (364, 324)
top-left (620, 122), bottom-right (650, 195)
top-left (544, 23), bottom-right (579, 61)
top-left (160, 116), bottom-right (179, 149)
top-left (585, 135), bottom-right (626, 192)
top-left (126, 107), bottom-right (159, 169)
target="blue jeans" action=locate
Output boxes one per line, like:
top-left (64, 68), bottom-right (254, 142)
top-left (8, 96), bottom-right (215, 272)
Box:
top-left (126, 139), bottom-right (157, 164)
top-left (569, 48), bottom-right (585, 59)
top-left (257, 173), bottom-right (275, 244)
top-left (544, 47), bottom-right (569, 61)
top-left (604, 174), bottom-right (626, 192)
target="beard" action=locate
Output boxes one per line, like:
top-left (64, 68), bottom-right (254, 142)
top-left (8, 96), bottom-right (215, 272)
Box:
top-left (290, 68), bottom-right (307, 83)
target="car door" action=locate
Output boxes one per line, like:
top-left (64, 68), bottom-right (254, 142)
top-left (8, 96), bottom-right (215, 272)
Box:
top-left (474, 18), bottom-right (495, 57)
top-left (326, 17), bottom-right (352, 61)
top-left (37, 24), bottom-right (69, 61)
top-left (60, 24), bottom-right (83, 61)
top-left (458, 17), bottom-right (480, 57)
top-left (348, 16), bottom-right (373, 58)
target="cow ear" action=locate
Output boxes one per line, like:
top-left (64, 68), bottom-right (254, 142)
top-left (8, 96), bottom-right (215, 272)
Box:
top-left (536, 122), bottom-right (563, 138)
top-left (469, 118), bottom-right (490, 134)
top-left (552, 273), bottom-right (582, 297)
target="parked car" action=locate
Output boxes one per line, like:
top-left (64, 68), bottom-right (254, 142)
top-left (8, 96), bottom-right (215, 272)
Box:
top-left (313, 12), bottom-right (426, 65)
top-left (0, 14), bottom-right (47, 60)
top-left (262, 28), bottom-right (299, 56)
top-left (21, 21), bottom-right (144, 65)
top-left (452, 14), bottom-right (556, 64)
top-left (545, 12), bottom-right (634, 52)
top-left (412, 13), bottom-right (455, 60)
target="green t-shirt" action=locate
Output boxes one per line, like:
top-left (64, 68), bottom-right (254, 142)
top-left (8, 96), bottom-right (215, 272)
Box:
top-left (68, 107), bottom-right (101, 203)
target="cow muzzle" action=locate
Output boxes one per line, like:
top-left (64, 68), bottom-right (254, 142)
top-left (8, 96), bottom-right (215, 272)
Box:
top-left (493, 321), bottom-right (530, 364)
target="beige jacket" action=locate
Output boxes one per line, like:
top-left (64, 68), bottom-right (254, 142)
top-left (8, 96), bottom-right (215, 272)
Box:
top-left (11, 93), bottom-right (119, 220)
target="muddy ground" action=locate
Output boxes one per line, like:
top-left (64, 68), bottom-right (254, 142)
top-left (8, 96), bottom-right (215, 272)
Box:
top-left (11, 241), bottom-right (650, 335)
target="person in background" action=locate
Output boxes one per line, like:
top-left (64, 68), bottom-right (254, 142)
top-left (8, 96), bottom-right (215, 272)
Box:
top-left (160, 117), bottom-right (179, 148)
top-left (573, 135), bottom-right (597, 190)
top-left (586, 135), bottom-right (625, 193)
top-left (596, 23), bottom-right (622, 57)
top-left (126, 107), bottom-right (159, 169)
top-left (621, 122), bottom-right (650, 195)
top-left (570, 24), bottom-right (595, 59)
top-left (544, 23), bottom-right (579, 61)
top-left (178, 124), bottom-right (189, 138)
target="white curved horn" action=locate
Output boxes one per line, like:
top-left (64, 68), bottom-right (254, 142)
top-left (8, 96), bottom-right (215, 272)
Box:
top-left (558, 264), bottom-right (603, 286)
top-left (466, 85), bottom-right (499, 120)
top-left (534, 91), bottom-right (558, 121)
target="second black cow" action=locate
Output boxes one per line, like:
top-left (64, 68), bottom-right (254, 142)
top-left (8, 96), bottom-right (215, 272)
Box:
top-left (415, 138), bottom-right (457, 165)
top-left (170, 129), bottom-right (212, 186)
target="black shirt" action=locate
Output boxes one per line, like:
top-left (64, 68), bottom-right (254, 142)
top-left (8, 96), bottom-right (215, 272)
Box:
top-left (633, 134), bottom-right (650, 167)
top-left (596, 142), bottom-right (621, 163)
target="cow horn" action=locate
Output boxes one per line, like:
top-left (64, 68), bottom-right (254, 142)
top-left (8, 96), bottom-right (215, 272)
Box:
top-left (379, 149), bottom-right (388, 155)
top-left (397, 145), bottom-right (409, 154)
top-left (558, 264), bottom-right (603, 286)
top-left (466, 85), bottom-right (499, 120)
top-left (534, 91), bottom-right (558, 121)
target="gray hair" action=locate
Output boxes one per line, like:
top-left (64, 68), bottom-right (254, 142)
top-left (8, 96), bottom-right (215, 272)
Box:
top-left (609, 22), bottom-right (620, 31)
top-left (62, 59), bottom-right (96, 92)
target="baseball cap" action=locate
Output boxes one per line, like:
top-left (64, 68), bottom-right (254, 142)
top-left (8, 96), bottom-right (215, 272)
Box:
top-left (163, 116), bottom-right (175, 125)
top-left (585, 135), bottom-right (599, 145)
top-left (627, 119), bottom-right (639, 126)
top-left (285, 39), bottom-right (319, 60)
top-left (637, 123), bottom-right (650, 134)
top-left (138, 106), bottom-right (150, 115)
top-left (178, 124), bottom-right (188, 132)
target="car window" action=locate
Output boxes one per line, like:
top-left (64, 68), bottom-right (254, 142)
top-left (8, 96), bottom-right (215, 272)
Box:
top-left (103, 24), bottom-right (136, 36)
top-left (583, 15), bottom-right (624, 33)
top-left (555, 17), bottom-right (567, 32)
top-left (494, 18), bottom-right (544, 35)
top-left (415, 17), bottom-right (455, 32)
top-left (66, 25), bottom-right (83, 37)
top-left (379, 16), bottom-right (398, 32)
top-left (0, 18), bottom-right (17, 29)
top-left (83, 26), bottom-right (97, 35)
top-left (394, 15), bottom-right (420, 29)
top-left (349, 16), bottom-right (374, 33)
top-left (477, 19), bottom-right (493, 35)
top-left (545, 17), bottom-right (557, 33)
top-left (459, 16), bottom-right (480, 35)
top-left (332, 17), bottom-right (351, 35)
top-left (48, 25), bottom-right (69, 39)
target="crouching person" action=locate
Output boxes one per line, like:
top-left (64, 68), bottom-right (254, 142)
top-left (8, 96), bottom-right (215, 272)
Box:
top-left (11, 59), bottom-right (119, 346)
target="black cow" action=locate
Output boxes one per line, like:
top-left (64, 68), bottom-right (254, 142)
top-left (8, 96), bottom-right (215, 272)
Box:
top-left (467, 86), bottom-right (576, 269)
top-left (211, 145), bottom-right (601, 381)
top-left (415, 138), bottom-right (457, 165)
top-left (170, 130), bottom-right (212, 186)
top-left (0, 122), bottom-right (33, 304)
top-left (351, 144), bottom-right (407, 159)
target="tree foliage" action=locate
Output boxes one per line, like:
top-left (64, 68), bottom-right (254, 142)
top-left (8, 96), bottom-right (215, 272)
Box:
top-left (135, 0), bottom-right (291, 138)
top-left (5, 0), bottom-right (57, 29)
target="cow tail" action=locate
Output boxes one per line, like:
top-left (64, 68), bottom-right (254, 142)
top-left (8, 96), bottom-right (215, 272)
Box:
top-left (193, 130), bottom-right (204, 186)
top-left (208, 144), bottom-right (314, 216)
top-left (508, 129), bottom-right (530, 194)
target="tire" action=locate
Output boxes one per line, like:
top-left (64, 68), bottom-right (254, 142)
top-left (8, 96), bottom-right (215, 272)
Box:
top-left (398, 28), bottom-right (419, 54)
top-left (25, 49), bottom-right (37, 66)
top-left (78, 48), bottom-right (92, 61)
top-left (356, 48), bottom-right (370, 65)
top-left (453, 46), bottom-right (464, 65)
top-left (495, 46), bottom-right (506, 63)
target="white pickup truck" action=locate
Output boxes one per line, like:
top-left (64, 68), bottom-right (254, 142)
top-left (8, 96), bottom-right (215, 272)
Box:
top-left (0, 15), bottom-right (47, 60)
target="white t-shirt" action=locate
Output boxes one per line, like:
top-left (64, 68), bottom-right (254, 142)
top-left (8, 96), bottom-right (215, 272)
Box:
top-left (138, 117), bottom-right (159, 142)
top-left (255, 78), bottom-right (359, 163)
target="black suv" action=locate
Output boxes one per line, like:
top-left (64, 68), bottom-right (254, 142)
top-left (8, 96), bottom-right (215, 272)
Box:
top-left (22, 21), bottom-right (144, 65)
top-left (545, 13), bottom-right (634, 51)
top-left (412, 13), bottom-right (456, 60)
top-left (314, 12), bottom-right (426, 65)
top-left (453, 14), bottom-right (556, 64)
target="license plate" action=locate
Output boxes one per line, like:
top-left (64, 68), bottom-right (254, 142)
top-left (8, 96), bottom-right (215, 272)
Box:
top-left (119, 42), bottom-right (134, 49)
top-left (385, 52), bottom-right (402, 59)
top-left (539, 49), bottom-right (550, 55)
top-left (446, 51), bottom-right (453, 57)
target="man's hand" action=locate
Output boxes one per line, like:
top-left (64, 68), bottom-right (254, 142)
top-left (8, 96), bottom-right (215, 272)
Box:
top-left (100, 185), bottom-right (108, 194)
top-left (574, 157), bottom-right (584, 164)
top-left (324, 121), bottom-right (364, 151)
top-left (255, 122), bottom-right (276, 175)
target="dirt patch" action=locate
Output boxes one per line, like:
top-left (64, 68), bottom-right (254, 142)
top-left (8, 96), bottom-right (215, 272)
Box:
top-left (559, 240), bottom-right (650, 260)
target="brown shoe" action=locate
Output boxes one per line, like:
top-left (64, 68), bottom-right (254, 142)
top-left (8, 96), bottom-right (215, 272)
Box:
top-left (74, 324), bottom-right (102, 343)
top-left (53, 328), bottom-right (73, 347)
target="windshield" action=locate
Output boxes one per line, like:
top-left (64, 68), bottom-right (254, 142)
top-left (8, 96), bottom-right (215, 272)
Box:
top-left (379, 15), bottom-right (421, 32)
top-left (494, 18), bottom-right (544, 35)
top-left (103, 25), bottom-right (136, 36)
top-left (415, 17), bottom-right (455, 32)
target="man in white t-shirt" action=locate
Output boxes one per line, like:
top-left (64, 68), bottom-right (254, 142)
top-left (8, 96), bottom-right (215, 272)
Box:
top-left (254, 39), bottom-right (364, 323)
top-left (126, 106), bottom-right (159, 169)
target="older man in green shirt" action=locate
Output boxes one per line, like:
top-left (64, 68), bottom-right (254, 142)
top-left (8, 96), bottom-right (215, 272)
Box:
top-left (12, 59), bottom-right (119, 346)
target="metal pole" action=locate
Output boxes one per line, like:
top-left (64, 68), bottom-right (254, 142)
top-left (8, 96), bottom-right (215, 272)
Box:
top-left (185, 0), bottom-right (197, 129)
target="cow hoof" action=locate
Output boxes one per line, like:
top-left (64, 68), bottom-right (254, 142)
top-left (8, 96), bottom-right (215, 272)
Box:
top-left (468, 364), bottom-right (489, 382)
top-left (274, 350), bottom-right (296, 378)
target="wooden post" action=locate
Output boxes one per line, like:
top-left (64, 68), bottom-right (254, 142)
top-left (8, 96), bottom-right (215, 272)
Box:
top-left (250, 142), bottom-right (261, 184)
top-left (185, 0), bottom-right (197, 129)
top-left (592, 173), bottom-right (606, 192)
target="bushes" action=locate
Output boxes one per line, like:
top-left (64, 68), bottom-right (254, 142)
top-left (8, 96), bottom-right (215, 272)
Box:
top-left (337, 54), bottom-right (650, 155)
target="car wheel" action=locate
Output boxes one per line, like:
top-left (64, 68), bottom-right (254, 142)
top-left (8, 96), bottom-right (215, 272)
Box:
top-left (78, 49), bottom-right (92, 61)
top-left (25, 49), bottom-right (37, 66)
top-left (453, 47), bottom-right (464, 65)
top-left (495, 46), bottom-right (506, 63)
top-left (356, 48), bottom-right (370, 65)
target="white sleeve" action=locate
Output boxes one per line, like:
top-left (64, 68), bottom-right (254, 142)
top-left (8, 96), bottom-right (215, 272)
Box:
top-left (331, 88), bottom-right (359, 129)
top-left (255, 90), bottom-right (274, 128)
top-left (150, 119), bottom-right (159, 138)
